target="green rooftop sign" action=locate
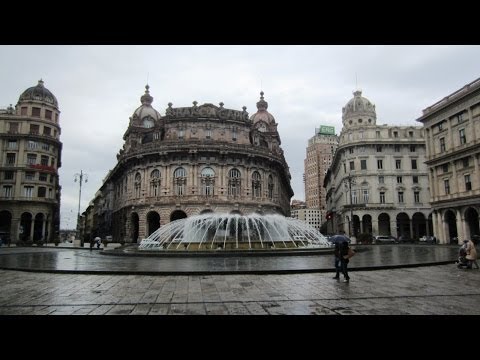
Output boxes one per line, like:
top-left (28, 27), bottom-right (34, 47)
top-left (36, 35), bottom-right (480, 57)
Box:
top-left (318, 125), bottom-right (335, 135)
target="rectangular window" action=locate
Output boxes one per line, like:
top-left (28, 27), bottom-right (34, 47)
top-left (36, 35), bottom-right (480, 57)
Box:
top-left (206, 129), bottom-right (212, 139)
top-left (349, 148), bottom-right (354, 154)
top-left (376, 145), bottom-right (382, 152)
top-left (39, 173), bottom-right (48, 181)
top-left (8, 122), bottom-right (19, 134)
top-left (411, 159), bottom-right (417, 170)
top-left (465, 174), bottom-right (472, 191)
top-left (413, 176), bottom-right (419, 184)
top-left (178, 129), bottom-right (184, 139)
top-left (21, 107), bottom-right (28, 116)
top-left (349, 161), bottom-right (355, 171)
top-left (457, 113), bottom-right (464, 123)
top-left (376, 131), bottom-right (380, 139)
top-left (362, 189), bottom-right (369, 203)
top-left (352, 190), bottom-right (358, 204)
top-left (438, 122), bottom-right (443, 131)
top-left (393, 131), bottom-right (398, 138)
top-left (377, 159), bottom-right (383, 170)
top-left (444, 179), bottom-right (450, 195)
top-left (397, 176), bottom-right (403, 184)
top-left (50, 158), bottom-right (55, 167)
top-left (396, 160), bottom-right (402, 169)
top-left (41, 143), bottom-right (50, 151)
top-left (8, 140), bottom-right (18, 149)
top-left (459, 129), bottom-right (466, 145)
top-left (232, 128), bottom-right (237, 141)
top-left (28, 141), bottom-right (38, 149)
top-left (361, 159), bottom-right (367, 170)
top-left (398, 192), bottom-right (404, 203)
top-left (414, 191), bottom-right (420, 203)
top-left (32, 107), bottom-right (41, 117)
top-left (27, 154), bottom-right (37, 165)
top-left (4, 171), bottom-right (14, 180)
top-left (378, 176), bottom-right (384, 184)
top-left (463, 158), bottom-right (469, 168)
top-left (45, 110), bottom-right (52, 120)
top-left (38, 187), bottom-right (46, 198)
top-left (43, 126), bottom-right (51, 136)
top-left (442, 163), bottom-right (449, 173)
top-left (2, 185), bottom-right (13, 198)
top-left (410, 145), bottom-right (416, 152)
top-left (24, 186), bottom-right (34, 198)
top-left (6, 153), bottom-right (16, 165)
top-left (440, 137), bottom-right (446, 152)
top-left (153, 133), bottom-right (160, 140)
top-left (25, 172), bottom-right (35, 180)
top-left (30, 124), bottom-right (39, 134)
top-left (409, 131), bottom-right (414, 137)
top-left (41, 155), bottom-right (49, 166)
top-left (394, 145), bottom-right (400, 152)
top-left (379, 192), bottom-right (385, 204)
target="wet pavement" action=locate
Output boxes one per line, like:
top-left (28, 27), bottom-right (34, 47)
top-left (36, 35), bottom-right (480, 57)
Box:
top-left (0, 244), bottom-right (478, 315)
top-left (0, 244), bottom-right (459, 275)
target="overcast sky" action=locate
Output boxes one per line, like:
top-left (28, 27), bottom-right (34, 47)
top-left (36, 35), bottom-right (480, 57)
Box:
top-left (1, 45), bottom-right (480, 229)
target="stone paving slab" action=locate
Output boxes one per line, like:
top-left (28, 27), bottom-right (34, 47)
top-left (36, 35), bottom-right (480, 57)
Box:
top-left (0, 264), bottom-right (479, 315)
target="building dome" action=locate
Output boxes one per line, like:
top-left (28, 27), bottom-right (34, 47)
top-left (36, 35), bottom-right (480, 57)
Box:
top-left (250, 91), bottom-right (276, 125)
top-left (18, 79), bottom-right (58, 108)
top-left (132, 85), bottom-right (161, 123)
top-left (342, 90), bottom-right (376, 127)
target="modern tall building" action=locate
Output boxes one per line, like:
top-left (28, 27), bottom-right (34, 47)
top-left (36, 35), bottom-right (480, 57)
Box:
top-left (84, 87), bottom-right (294, 243)
top-left (324, 90), bottom-right (431, 240)
top-left (304, 125), bottom-right (338, 222)
top-left (0, 80), bottom-right (62, 244)
top-left (416, 77), bottom-right (480, 244)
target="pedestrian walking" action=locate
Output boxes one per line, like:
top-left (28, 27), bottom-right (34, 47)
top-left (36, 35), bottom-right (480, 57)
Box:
top-left (465, 238), bottom-right (479, 269)
top-left (340, 241), bottom-right (355, 282)
top-left (95, 236), bottom-right (101, 249)
top-left (333, 243), bottom-right (341, 280)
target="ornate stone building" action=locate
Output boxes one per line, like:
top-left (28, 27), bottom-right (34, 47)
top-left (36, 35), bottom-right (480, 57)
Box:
top-left (87, 87), bottom-right (293, 243)
top-left (416, 77), bottom-right (480, 244)
top-left (304, 125), bottom-right (338, 223)
top-left (0, 80), bottom-right (62, 244)
top-left (324, 90), bottom-right (432, 240)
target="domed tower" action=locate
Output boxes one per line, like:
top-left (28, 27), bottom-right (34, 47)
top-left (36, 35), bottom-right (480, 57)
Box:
top-left (122, 85), bottom-right (163, 154)
top-left (249, 91), bottom-right (282, 153)
top-left (0, 80), bottom-right (62, 245)
top-left (342, 90), bottom-right (376, 129)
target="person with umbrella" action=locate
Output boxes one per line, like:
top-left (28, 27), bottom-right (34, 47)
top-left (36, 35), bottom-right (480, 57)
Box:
top-left (340, 241), bottom-right (355, 282)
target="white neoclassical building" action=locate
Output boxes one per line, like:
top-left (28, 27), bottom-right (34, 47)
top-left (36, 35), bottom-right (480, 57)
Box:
top-left (324, 90), bottom-right (432, 241)
top-left (416, 77), bottom-right (480, 244)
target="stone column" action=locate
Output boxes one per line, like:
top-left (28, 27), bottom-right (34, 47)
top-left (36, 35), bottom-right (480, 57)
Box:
top-left (390, 219), bottom-right (398, 238)
top-left (456, 208), bottom-right (464, 243)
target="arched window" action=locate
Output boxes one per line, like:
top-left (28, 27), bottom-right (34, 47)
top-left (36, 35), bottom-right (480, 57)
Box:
top-left (174, 167), bottom-right (187, 196)
top-left (252, 171), bottom-right (262, 198)
top-left (268, 175), bottom-right (274, 200)
top-left (228, 168), bottom-right (241, 197)
top-left (201, 167), bottom-right (215, 196)
top-left (150, 169), bottom-right (161, 197)
top-left (134, 173), bottom-right (141, 198)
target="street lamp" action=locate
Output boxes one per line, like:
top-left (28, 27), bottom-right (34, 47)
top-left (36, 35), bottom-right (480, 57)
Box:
top-left (74, 170), bottom-right (88, 246)
top-left (344, 173), bottom-right (355, 238)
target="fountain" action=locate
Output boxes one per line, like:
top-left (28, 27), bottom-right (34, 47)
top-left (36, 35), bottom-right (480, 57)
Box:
top-left (139, 213), bottom-right (331, 251)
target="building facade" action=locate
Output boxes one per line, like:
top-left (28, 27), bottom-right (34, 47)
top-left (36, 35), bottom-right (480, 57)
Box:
top-left (86, 87), bottom-right (294, 243)
top-left (416, 77), bottom-right (480, 244)
top-left (304, 125), bottom-right (338, 222)
top-left (0, 80), bottom-right (62, 244)
top-left (324, 90), bottom-right (432, 240)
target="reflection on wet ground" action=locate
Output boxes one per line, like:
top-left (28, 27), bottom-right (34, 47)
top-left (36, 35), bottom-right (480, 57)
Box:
top-left (0, 245), bottom-right (459, 275)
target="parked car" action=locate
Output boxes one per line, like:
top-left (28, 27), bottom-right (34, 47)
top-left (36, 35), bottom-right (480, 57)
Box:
top-left (374, 235), bottom-right (397, 244)
top-left (419, 235), bottom-right (436, 244)
top-left (398, 235), bottom-right (414, 243)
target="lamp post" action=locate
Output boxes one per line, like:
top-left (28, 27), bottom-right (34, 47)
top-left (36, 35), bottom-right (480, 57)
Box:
top-left (344, 173), bottom-right (355, 238)
top-left (74, 170), bottom-right (88, 246)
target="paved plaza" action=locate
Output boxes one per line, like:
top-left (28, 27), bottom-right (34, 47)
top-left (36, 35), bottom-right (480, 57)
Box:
top-left (0, 244), bottom-right (479, 315)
